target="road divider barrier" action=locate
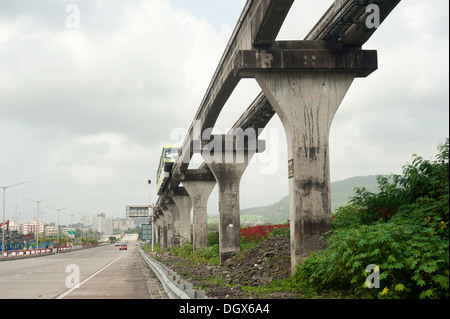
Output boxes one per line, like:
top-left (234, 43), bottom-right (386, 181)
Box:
top-left (2, 248), bottom-right (54, 258)
top-left (138, 247), bottom-right (206, 299)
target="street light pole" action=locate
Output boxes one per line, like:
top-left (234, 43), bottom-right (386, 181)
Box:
top-left (63, 212), bottom-right (83, 242)
top-left (47, 207), bottom-right (71, 252)
top-left (1, 180), bottom-right (31, 259)
top-left (20, 196), bottom-right (57, 253)
top-left (148, 179), bottom-right (154, 252)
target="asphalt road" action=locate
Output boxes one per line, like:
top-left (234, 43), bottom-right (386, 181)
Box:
top-left (0, 235), bottom-right (166, 299)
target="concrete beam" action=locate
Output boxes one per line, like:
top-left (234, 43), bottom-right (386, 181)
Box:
top-left (305, 0), bottom-right (402, 47)
top-left (173, 0), bottom-right (294, 174)
top-left (234, 46), bottom-right (377, 78)
top-left (252, 0), bottom-right (295, 47)
top-left (180, 169), bottom-right (215, 182)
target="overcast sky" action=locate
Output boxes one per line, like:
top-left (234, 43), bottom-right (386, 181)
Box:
top-left (1, 0), bottom-right (448, 226)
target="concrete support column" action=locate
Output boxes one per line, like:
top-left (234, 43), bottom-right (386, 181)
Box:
top-left (162, 208), bottom-right (174, 248)
top-left (183, 180), bottom-right (216, 250)
top-left (255, 71), bottom-right (355, 272)
top-left (154, 216), bottom-right (164, 247)
top-left (208, 160), bottom-right (249, 263)
top-left (156, 210), bottom-right (168, 248)
top-left (165, 203), bottom-right (181, 247)
top-left (171, 194), bottom-right (193, 246)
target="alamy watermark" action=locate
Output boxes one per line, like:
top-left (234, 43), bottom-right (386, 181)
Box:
top-left (365, 4), bottom-right (380, 29)
top-left (65, 264), bottom-right (80, 289)
top-left (65, 4), bottom-right (80, 29)
top-left (364, 264), bottom-right (380, 289)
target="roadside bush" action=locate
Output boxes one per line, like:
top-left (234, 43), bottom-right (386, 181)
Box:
top-left (170, 243), bottom-right (220, 264)
top-left (208, 232), bottom-right (219, 246)
top-left (295, 139), bottom-right (449, 299)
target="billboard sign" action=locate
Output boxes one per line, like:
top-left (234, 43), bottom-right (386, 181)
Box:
top-left (126, 206), bottom-right (149, 218)
top-left (141, 224), bottom-right (152, 241)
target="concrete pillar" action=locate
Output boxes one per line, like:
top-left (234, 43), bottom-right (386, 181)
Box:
top-left (162, 207), bottom-right (174, 248)
top-left (201, 134), bottom-right (265, 262)
top-left (154, 216), bottom-right (164, 247)
top-left (156, 209), bottom-right (168, 249)
top-left (171, 194), bottom-right (192, 246)
top-left (208, 159), bottom-right (249, 263)
top-left (255, 71), bottom-right (355, 272)
top-left (183, 180), bottom-right (216, 250)
top-left (165, 203), bottom-right (181, 247)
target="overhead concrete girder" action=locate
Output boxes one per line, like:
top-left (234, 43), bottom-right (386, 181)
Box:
top-left (305, 0), bottom-right (402, 47)
top-left (234, 42), bottom-right (378, 79)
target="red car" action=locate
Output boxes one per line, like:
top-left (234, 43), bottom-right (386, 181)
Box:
top-left (119, 244), bottom-right (127, 250)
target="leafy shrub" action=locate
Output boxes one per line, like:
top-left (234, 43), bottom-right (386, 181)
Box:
top-left (208, 232), bottom-right (219, 246)
top-left (296, 139), bottom-right (449, 299)
top-left (267, 224), bottom-right (290, 239)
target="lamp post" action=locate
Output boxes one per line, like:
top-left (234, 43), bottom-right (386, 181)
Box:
top-left (1, 180), bottom-right (31, 258)
top-left (20, 196), bottom-right (57, 253)
top-left (47, 207), bottom-right (71, 252)
top-left (148, 179), bottom-right (154, 252)
top-left (63, 212), bottom-right (83, 242)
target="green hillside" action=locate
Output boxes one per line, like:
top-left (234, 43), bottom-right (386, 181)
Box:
top-left (238, 175), bottom-right (382, 225)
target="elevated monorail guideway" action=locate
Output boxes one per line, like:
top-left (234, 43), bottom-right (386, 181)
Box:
top-left (171, 0), bottom-right (296, 177)
top-left (155, 0), bottom-right (402, 270)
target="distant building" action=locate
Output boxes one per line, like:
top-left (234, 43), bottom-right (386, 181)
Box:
top-left (92, 213), bottom-right (114, 235)
top-left (21, 221), bottom-right (45, 235)
top-left (44, 225), bottom-right (58, 236)
top-left (92, 213), bottom-right (105, 233)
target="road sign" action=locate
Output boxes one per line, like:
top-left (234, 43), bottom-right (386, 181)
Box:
top-left (141, 224), bottom-right (152, 241)
top-left (126, 206), bottom-right (149, 217)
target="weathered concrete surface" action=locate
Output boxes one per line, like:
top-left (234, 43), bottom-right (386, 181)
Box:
top-left (165, 202), bottom-right (180, 247)
top-left (183, 179), bottom-right (216, 250)
top-left (235, 46), bottom-right (377, 78)
top-left (208, 159), bottom-right (248, 263)
top-left (173, 0), bottom-right (295, 174)
top-left (305, 0), bottom-right (402, 46)
top-left (171, 191), bottom-right (192, 246)
top-left (256, 71), bottom-right (355, 272)
top-left (155, 0), bottom-right (401, 274)
top-left (154, 214), bottom-right (165, 249)
top-left (162, 207), bottom-right (174, 248)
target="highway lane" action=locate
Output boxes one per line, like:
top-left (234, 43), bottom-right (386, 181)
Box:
top-left (0, 235), bottom-right (166, 299)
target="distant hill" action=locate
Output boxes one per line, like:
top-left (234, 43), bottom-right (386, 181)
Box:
top-left (238, 175), bottom-right (382, 226)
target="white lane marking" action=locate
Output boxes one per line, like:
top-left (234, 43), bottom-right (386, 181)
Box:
top-left (55, 252), bottom-right (125, 299)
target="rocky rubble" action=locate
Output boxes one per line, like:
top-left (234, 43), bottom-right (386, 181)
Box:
top-left (152, 236), bottom-right (297, 299)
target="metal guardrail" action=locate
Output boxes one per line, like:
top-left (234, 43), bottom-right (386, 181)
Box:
top-left (138, 247), bottom-right (206, 299)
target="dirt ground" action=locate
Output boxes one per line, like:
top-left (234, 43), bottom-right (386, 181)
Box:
top-left (152, 236), bottom-right (301, 299)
